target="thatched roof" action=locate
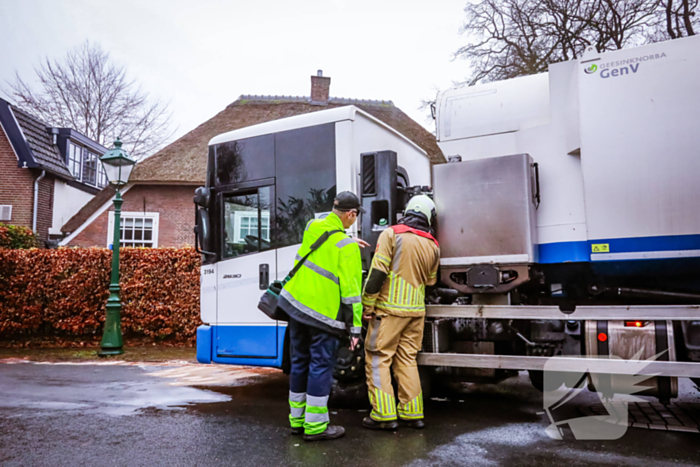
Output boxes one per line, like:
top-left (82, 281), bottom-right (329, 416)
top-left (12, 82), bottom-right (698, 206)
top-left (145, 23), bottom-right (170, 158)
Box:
top-left (130, 97), bottom-right (444, 184)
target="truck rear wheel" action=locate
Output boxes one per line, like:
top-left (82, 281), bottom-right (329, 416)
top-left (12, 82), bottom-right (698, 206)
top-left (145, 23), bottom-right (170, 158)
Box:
top-left (692, 378), bottom-right (700, 390)
top-left (419, 367), bottom-right (434, 400)
top-left (528, 370), bottom-right (544, 392)
top-left (329, 379), bottom-right (368, 408)
top-left (528, 369), bottom-right (574, 393)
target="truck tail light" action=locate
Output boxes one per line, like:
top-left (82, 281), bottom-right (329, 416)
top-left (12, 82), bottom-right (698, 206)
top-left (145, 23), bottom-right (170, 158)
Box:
top-left (625, 321), bottom-right (648, 327)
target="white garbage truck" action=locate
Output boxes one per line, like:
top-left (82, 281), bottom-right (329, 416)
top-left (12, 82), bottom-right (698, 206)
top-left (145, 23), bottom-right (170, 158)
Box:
top-left (194, 35), bottom-right (700, 401)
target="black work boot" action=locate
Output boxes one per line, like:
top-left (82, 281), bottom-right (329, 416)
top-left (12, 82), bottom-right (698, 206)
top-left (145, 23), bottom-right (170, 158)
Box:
top-left (291, 426), bottom-right (304, 435)
top-left (303, 425), bottom-right (345, 441)
top-left (362, 417), bottom-right (399, 431)
top-left (400, 419), bottom-right (425, 429)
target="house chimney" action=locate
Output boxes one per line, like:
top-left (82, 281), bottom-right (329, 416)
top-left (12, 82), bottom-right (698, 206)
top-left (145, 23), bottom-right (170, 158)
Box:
top-left (310, 70), bottom-right (330, 105)
top-left (50, 127), bottom-right (59, 145)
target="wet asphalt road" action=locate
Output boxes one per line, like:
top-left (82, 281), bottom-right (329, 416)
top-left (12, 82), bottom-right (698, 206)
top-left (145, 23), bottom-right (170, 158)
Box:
top-left (1, 362), bottom-right (700, 466)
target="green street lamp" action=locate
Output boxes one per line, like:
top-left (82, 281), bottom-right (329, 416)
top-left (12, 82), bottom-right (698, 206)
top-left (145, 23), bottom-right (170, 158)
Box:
top-left (98, 138), bottom-right (136, 356)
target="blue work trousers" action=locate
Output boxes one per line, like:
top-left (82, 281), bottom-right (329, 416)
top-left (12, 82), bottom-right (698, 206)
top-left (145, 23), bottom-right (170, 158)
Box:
top-left (289, 317), bottom-right (340, 398)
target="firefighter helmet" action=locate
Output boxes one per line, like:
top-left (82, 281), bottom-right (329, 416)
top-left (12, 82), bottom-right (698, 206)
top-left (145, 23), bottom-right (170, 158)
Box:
top-left (404, 195), bottom-right (437, 226)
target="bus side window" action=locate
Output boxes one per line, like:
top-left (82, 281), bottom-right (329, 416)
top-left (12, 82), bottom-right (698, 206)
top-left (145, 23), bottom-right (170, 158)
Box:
top-left (215, 135), bottom-right (274, 186)
top-left (274, 124), bottom-right (336, 248)
top-left (222, 187), bottom-right (271, 258)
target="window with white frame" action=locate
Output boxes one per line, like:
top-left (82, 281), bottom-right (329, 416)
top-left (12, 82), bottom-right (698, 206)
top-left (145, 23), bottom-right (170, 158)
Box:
top-left (222, 188), bottom-right (271, 258)
top-left (108, 212), bottom-right (159, 248)
top-left (67, 143), bottom-right (82, 178)
top-left (82, 150), bottom-right (97, 185)
top-left (97, 166), bottom-right (108, 187)
top-left (0, 205), bottom-right (12, 221)
top-left (236, 212), bottom-right (270, 243)
top-left (68, 141), bottom-right (108, 188)
top-left (98, 163), bottom-right (108, 188)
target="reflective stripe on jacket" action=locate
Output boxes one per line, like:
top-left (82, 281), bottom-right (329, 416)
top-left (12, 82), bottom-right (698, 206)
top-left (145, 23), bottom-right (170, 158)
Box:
top-left (361, 226), bottom-right (440, 317)
top-left (280, 212), bottom-right (363, 335)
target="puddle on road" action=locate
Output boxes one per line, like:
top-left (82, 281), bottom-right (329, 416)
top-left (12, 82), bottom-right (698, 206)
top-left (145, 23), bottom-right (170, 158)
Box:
top-left (0, 360), bottom-right (280, 417)
top-left (142, 362), bottom-right (279, 387)
top-left (406, 423), bottom-right (546, 467)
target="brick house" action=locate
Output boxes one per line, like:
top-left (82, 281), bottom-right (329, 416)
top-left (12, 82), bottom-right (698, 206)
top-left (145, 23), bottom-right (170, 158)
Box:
top-left (0, 97), bottom-right (108, 243)
top-left (60, 73), bottom-right (444, 248)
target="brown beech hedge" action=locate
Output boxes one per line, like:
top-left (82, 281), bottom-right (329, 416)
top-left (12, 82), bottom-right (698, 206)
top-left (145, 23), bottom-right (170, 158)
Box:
top-left (0, 247), bottom-right (201, 342)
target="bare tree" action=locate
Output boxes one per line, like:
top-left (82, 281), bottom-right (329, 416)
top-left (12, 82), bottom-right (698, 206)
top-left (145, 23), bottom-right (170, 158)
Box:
top-left (5, 42), bottom-right (173, 160)
top-left (454, 0), bottom-right (551, 85)
top-left (455, 0), bottom-right (696, 86)
top-left (658, 0), bottom-right (698, 38)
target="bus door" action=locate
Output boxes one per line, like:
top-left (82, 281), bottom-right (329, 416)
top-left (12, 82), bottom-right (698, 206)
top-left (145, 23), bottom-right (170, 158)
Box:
top-left (215, 184), bottom-right (278, 358)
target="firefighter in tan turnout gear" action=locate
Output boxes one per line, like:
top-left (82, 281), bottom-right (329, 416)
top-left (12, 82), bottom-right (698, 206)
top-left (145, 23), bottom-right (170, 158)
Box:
top-left (361, 195), bottom-right (440, 430)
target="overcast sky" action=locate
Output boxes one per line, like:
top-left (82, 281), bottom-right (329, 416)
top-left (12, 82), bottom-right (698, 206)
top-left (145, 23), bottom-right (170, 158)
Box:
top-left (0, 0), bottom-right (470, 147)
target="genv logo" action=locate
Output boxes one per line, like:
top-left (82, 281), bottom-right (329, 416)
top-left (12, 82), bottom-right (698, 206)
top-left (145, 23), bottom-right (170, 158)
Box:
top-left (584, 64), bottom-right (598, 74)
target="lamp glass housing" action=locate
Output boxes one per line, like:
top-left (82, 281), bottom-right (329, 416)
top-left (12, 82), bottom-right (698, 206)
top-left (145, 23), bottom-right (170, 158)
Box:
top-left (100, 139), bottom-right (136, 186)
top-left (103, 162), bottom-right (134, 186)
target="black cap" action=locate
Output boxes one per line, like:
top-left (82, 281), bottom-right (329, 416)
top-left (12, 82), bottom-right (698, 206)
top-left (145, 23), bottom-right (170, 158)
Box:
top-left (333, 191), bottom-right (365, 214)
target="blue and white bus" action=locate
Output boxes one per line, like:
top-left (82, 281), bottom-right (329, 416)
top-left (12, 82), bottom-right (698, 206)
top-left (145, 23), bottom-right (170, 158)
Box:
top-left (193, 106), bottom-right (430, 369)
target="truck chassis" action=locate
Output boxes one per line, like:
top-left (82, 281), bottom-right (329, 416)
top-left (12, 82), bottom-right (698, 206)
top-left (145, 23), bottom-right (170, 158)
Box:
top-left (419, 305), bottom-right (700, 379)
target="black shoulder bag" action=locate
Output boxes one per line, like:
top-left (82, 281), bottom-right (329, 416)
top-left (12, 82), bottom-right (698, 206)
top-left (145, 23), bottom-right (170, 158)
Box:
top-left (257, 229), bottom-right (343, 321)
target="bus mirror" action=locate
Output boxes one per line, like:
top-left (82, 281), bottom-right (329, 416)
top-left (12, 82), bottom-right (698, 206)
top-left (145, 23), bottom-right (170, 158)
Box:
top-left (195, 207), bottom-right (214, 255)
top-left (194, 187), bottom-right (210, 208)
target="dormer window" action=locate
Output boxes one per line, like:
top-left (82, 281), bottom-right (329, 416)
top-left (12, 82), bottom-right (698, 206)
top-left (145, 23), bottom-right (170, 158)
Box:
top-left (82, 150), bottom-right (97, 185)
top-left (68, 141), bottom-right (108, 188)
top-left (67, 142), bottom-right (82, 178)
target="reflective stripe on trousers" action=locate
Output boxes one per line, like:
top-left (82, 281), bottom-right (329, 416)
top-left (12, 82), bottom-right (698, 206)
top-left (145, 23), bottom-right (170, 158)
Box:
top-left (289, 391), bottom-right (306, 428)
top-left (304, 394), bottom-right (330, 435)
top-left (369, 388), bottom-right (397, 421)
top-left (398, 392), bottom-right (423, 420)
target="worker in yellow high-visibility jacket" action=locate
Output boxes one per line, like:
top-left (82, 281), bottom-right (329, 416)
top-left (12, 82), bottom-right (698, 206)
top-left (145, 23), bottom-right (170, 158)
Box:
top-left (278, 191), bottom-right (366, 442)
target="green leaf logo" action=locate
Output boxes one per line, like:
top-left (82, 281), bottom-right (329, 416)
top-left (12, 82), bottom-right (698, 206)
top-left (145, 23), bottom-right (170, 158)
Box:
top-left (584, 64), bottom-right (598, 74)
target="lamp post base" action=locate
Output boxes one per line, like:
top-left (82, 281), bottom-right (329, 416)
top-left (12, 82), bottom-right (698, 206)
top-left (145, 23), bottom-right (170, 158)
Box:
top-left (98, 347), bottom-right (125, 356)
top-left (99, 288), bottom-right (124, 357)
